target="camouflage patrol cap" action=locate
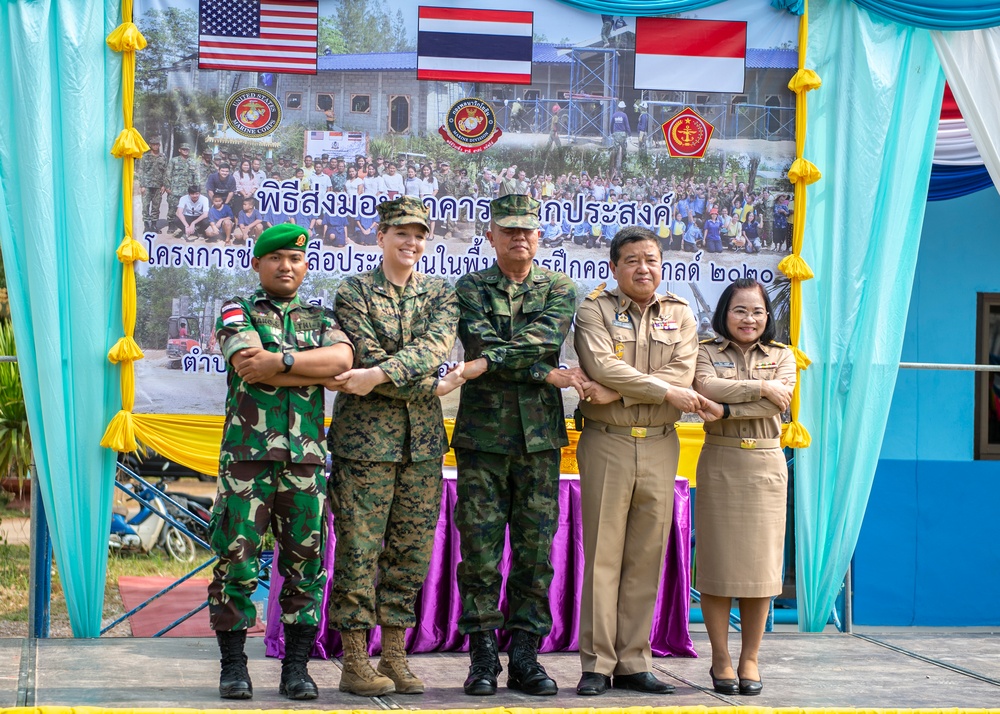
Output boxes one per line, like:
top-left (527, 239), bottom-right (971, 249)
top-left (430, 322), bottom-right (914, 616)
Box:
top-left (376, 195), bottom-right (429, 230)
top-left (149, 136), bottom-right (162, 144)
top-left (490, 194), bottom-right (541, 229)
top-left (253, 223), bottom-right (309, 258)
top-left (179, 142), bottom-right (191, 150)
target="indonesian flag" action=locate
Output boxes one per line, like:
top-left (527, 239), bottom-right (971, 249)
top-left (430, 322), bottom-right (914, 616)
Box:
top-left (634, 17), bottom-right (747, 94)
top-left (221, 302), bottom-right (245, 327)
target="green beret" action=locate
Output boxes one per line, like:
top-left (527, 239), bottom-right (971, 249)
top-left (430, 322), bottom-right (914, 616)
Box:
top-left (253, 224), bottom-right (309, 257)
top-left (376, 195), bottom-right (429, 230)
top-left (491, 194), bottom-right (541, 229)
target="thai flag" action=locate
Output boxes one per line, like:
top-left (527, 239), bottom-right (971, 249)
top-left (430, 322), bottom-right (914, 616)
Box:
top-left (417, 6), bottom-right (533, 85)
top-left (633, 18), bottom-right (747, 94)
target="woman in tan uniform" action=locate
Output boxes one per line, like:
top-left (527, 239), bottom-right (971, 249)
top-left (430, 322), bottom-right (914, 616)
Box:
top-left (693, 278), bottom-right (795, 696)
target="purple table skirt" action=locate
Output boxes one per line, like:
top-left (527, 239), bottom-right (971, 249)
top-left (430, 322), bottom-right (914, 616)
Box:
top-left (265, 476), bottom-right (696, 660)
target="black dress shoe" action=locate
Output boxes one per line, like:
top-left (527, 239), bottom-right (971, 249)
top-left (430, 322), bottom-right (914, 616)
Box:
top-left (576, 672), bottom-right (611, 696)
top-left (739, 676), bottom-right (763, 695)
top-left (612, 671), bottom-right (676, 694)
top-left (709, 667), bottom-right (739, 695)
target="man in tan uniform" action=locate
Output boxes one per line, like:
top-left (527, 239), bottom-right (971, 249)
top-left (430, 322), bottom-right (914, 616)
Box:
top-left (573, 225), bottom-right (704, 696)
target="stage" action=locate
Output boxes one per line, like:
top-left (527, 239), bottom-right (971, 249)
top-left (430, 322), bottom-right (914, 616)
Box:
top-left (6, 631), bottom-right (1000, 710)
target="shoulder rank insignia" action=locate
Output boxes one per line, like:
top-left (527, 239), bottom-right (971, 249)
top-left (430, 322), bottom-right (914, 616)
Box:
top-left (661, 290), bottom-right (689, 305)
top-left (586, 282), bottom-right (607, 300)
top-left (700, 337), bottom-right (716, 344)
top-left (770, 340), bottom-right (789, 349)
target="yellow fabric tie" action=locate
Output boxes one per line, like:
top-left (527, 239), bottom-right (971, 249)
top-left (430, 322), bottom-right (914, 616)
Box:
top-left (108, 337), bottom-right (144, 364)
top-left (788, 157), bottom-right (822, 185)
top-left (101, 410), bottom-right (138, 452)
top-left (779, 253), bottom-right (815, 281)
top-left (791, 345), bottom-right (813, 371)
top-left (111, 127), bottom-right (149, 159)
top-left (782, 420), bottom-right (812, 449)
top-left (106, 21), bottom-right (147, 52)
top-left (789, 67), bottom-right (822, 94)
top-left (117, 236), bottom-right (150, 264)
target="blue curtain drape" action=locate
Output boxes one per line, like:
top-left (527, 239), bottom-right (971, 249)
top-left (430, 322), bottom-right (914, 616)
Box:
top-left (796, 0), bottom-right (944, 631)
top-left (0, 1), bottom-right (122, 636)
top-left (853, 0), bottom-right (1000, 30)
top-left (928, 163), bottom-right (994, 200)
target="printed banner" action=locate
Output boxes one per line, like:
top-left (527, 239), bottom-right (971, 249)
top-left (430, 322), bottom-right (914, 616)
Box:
top-left (133, 0), bottom-right (797, 418)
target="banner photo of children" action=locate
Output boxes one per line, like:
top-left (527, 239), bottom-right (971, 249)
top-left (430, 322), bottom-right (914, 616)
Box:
top-left (132, 0), bottom-right (797, 416)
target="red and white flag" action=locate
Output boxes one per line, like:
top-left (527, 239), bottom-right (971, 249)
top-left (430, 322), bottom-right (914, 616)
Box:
top-left (634, 17), bottom-right (747, 94)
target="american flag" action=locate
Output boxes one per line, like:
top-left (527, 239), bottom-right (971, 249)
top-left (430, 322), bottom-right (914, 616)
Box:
top-left (199, 0), bottom-right (318, 75)
top-left (417, 6), bottom-right (533, 84)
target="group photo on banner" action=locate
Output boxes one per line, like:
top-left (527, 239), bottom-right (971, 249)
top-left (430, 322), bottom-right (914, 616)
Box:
top-left (132, 0), bottom-right (798, 424)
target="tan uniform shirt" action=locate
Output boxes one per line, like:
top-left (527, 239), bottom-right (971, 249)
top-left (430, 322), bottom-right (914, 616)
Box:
top-left (694, 337), bottom-right (796, 440)
top-left (574, 286), bottom-right (699, 426)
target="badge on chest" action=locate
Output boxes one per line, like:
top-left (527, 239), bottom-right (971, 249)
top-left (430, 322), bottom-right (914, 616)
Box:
top-left (611, 311), bottom-right (632, 329)
top-left (651, 318), bottom-right (678, 331)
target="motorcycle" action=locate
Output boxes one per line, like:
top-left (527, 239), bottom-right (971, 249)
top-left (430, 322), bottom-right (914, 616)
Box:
top-left (158, 482), bottom-right (214, 545)
top-left (109, 476), bottom-right (205, 563)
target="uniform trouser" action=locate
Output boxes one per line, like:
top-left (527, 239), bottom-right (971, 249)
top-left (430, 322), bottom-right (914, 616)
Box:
top-left (141, 187), bottom-right (160, 226)
top-left (327, 457), bottom-right (443, 630)
top-left (208, 460), bottom-right (327, 632)
top-left (455, 447), bottom-right (560, 636)
top-left (578, 426), bottom-right (678, 675)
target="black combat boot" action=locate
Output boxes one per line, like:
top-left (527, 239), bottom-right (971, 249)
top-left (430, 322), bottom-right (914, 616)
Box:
top-left (464, 630), bottom-right (502, 695)
top-left (507, 629), bottom-right (558, 696)
top-left (217, 629), bottom-right (253, 699)
top-left (279, 623), bottom-right (319, 700)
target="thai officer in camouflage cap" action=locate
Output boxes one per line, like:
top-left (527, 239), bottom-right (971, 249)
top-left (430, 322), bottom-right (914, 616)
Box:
top-left (573, 225), bottom-right (703, 696)
top-left (136, 136), bottom-right (167, 233)
top-left (211, 223), bottom-right (354, 701)
top-left (325, 195), bottom-right (464, 696)
top-left (453, 194), bottom-right (589, 697)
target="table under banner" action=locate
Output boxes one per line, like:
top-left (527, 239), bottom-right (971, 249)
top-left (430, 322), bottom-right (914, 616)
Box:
top-left (264, 474), bottom-right (696, 660)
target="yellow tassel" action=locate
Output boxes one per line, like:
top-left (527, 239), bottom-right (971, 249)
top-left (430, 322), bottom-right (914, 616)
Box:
top-left (101, 410), bottom-right (138, 452)
top-left (788, 68), bottom-right (822, 94)
top-left (106, 22), bottom-right (148, 52)
top-left (778, 253), bottom-right (815, 280)
top-left (108, 336), bottom-right (145, 364)
top-left (111, 128), bottom-right (150, 159)
top-left (117, 236), bottom-right (150, 264)
top-left (791, 345), bottom-right (813, 370)
top-left (788, 157), bottom-right (822, 185)
top-left (781, 421), bottom-right (812, 449)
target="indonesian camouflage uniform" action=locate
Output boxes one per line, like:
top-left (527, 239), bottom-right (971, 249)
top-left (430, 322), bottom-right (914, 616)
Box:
top-left (209, 287), bottom-right (350, 632)
top-left (327, 267), bottom-right (459, 630)
top-left (136, 149), bottom-right (167, 231)
top-left (452, 263), bottom-right (576, 636)
top-left (166, 154), bottom-right (200, 228)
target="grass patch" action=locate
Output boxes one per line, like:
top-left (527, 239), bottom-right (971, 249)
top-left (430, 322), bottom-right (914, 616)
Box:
top-left (0, 541), bottom-right (214, 636)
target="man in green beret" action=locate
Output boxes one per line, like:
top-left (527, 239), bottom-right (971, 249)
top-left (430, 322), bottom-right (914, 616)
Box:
top-left (453, 194), bottom-right (589, 697)
top-left (210, 223), bottom-right (354, 701)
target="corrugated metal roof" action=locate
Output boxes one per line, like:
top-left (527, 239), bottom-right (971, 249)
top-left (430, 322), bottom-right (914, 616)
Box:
top-left (316, 46), bottom-right (796, 72)
top-left (317, 43), bottom-right (574, 72)
top-left (745, 48), bottom-right (798, 70)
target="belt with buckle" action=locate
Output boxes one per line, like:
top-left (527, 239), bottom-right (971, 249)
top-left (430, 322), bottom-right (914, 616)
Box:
top-left (704, 434), bottom-right (781, 450)
top-left (583, 420), bottom-right (674, 439)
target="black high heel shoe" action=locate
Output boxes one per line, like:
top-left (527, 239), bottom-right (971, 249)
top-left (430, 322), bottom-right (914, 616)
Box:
top-left (709, 667), bottom-right (739, 695)
top-left (738, 675), bottom-right (762, 695)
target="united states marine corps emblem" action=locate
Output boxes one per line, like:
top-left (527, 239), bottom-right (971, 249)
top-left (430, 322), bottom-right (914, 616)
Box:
top-left (226, 88), bottom-right (281, 138)
top-left (438, 98), bottom-right (502, 153)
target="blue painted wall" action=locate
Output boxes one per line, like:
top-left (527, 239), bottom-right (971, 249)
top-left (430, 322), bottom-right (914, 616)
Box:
top-left (853, 188), bottom-right (1000, 625)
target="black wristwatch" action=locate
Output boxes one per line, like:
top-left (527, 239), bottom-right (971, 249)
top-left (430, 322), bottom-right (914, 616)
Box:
top-left (281, 352), bottom-right (295, 373)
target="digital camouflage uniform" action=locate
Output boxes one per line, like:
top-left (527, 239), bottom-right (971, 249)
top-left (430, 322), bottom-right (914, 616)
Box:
top-left (327, 264), bottom-right (459, 630)
top-left (166, 151), bottom-right (200, 228)
top-left (136, 145), bottom-right (167, 230)
top-left (209, 287), bottom-right (350, 632)
top-left (453, 261), bottom-right (576, 636)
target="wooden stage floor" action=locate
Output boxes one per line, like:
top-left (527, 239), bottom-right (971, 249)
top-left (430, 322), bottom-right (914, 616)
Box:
top-left (5, 631), bottom-right (1000, 710)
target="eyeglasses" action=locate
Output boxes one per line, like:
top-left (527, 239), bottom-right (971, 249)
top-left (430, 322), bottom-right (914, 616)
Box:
top-left (729, 307), bottom-right (768, 321)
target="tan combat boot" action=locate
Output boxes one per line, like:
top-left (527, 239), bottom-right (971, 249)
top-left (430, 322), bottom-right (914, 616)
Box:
top-left (377, 626), bottom-right (425, 694)
top-left (339, 629), bottom-right (395, 696)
